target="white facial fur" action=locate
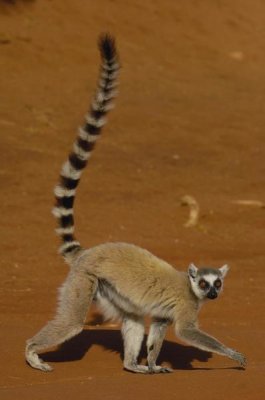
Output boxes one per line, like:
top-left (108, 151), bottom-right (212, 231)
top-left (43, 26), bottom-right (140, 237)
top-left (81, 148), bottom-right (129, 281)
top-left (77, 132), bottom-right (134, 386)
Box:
top-left (188, 263), bottom-right (229, 300)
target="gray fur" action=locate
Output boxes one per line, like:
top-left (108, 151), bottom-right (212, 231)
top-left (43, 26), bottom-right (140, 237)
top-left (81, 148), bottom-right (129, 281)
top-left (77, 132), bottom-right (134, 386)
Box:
top-left (25, 35), bottom-right (246, 374)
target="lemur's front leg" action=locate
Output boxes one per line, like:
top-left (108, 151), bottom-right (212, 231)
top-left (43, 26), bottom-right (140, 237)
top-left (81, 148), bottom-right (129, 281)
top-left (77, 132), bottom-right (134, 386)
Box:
top-left (176, 324), bottom-right (247, 368)
top-left (146, 318), bottom-right (172, 373)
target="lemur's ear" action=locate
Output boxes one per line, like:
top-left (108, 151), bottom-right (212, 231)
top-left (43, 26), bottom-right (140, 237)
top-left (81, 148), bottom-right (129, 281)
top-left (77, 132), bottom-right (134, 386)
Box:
top-left (188, 263), bottom-right (198, 279)
top-left (219, 264), bottom-right (229, 278)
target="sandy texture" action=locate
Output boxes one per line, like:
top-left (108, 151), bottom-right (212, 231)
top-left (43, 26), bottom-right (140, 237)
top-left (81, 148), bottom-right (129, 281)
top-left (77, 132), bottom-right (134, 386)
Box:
top-left (0, 1), bottom-right (264, 399)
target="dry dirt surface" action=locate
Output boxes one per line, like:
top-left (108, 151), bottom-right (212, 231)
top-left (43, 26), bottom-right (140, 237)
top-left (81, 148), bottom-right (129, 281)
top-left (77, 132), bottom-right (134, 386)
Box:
top-left (0, 1), bottom-right (264, 399)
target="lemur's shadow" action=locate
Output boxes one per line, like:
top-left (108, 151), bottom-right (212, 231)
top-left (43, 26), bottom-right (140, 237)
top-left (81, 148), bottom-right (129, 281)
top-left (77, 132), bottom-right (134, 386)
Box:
top-left (42, 313), bottom-right (242, 371)
top-left (41, 317), bottom-right (218, 370)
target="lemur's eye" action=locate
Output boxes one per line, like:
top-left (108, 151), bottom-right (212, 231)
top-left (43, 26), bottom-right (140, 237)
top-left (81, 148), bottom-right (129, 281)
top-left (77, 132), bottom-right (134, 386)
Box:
top-left (199, 279), bottom-right (209, 290)
top-left (214, 279), bottom-right (222, 289)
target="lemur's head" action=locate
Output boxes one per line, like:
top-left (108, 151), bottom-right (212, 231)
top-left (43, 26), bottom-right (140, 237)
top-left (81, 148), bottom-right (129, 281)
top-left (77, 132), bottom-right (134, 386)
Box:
top-left (188, 263), bottom-right (229, 300)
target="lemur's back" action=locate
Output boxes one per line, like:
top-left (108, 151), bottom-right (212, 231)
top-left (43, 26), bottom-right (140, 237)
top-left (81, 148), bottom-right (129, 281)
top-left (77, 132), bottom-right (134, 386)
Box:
top-left (79, 242), bottom-right (177, 278)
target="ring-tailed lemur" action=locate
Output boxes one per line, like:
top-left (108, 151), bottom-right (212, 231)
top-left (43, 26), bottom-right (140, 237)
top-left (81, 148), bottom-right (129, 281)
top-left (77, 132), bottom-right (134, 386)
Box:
top-left (25, 34), bottom-right (246, 374)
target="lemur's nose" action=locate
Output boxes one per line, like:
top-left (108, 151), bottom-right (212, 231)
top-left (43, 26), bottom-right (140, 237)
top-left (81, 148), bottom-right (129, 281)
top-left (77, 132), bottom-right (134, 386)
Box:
top-left (207, 288), bottom-right (217, 299)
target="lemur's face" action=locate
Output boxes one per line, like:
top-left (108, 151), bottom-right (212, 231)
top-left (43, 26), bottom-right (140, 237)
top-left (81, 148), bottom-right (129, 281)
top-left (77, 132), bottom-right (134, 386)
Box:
top-left (188, 263), bottom-right (229, 300)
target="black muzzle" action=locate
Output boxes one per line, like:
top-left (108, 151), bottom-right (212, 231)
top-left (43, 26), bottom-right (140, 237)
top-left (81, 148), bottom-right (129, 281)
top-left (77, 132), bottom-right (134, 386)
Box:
top-left (207, 288), bottom-right (217, 299)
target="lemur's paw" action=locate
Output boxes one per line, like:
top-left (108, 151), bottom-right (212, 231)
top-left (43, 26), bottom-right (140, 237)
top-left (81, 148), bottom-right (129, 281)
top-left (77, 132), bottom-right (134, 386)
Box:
top-left (26, 349), bottom-right (53, 372)
top-left (148, 365), bottom-right (173, 374)
top-left (124, 364), bottom-right (149, 374)
top-left (230, 350), bottom-right (247, 368)
top-left (38, 362), bottom-right (54, 372)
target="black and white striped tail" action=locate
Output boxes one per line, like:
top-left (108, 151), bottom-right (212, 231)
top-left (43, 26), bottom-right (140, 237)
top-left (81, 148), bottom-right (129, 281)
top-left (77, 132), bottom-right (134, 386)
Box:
top-left (52, 33), bottom-right (119, 258)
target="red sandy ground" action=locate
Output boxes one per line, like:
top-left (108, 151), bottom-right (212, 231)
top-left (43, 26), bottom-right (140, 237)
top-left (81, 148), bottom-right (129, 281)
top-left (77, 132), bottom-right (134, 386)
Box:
top-left (0, 1), bottom-right (264, 399)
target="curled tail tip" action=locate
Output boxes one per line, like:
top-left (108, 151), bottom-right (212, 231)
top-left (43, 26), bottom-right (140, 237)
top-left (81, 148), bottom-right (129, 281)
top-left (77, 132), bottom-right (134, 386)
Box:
top-left (98, 32), bottom-right (118, 62)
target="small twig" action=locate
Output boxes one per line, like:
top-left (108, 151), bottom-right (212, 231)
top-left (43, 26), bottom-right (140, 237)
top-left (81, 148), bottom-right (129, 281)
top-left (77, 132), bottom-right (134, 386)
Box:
top-left (231, 200), bottom-right (265, 208)
top-left (180, 195), bottom-right (200, 227)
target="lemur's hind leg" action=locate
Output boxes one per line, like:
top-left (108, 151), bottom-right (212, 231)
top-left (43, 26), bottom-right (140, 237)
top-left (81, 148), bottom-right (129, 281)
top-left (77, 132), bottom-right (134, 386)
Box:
top-left (147, 318), bottom-right (172, 373)
top-left (25, 271), bottom-right (98, 372)
top-left (121, 317), bottom-right (148, 373)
